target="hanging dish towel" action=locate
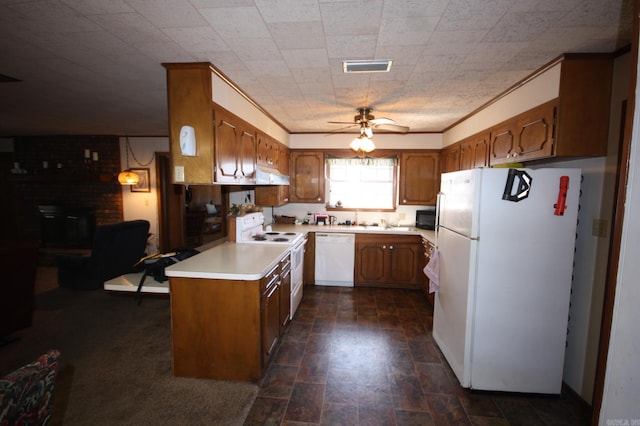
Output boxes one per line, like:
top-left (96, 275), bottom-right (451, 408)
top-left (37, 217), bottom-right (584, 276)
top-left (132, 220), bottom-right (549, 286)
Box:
top-left (423, 249), bottom-right (440, 293)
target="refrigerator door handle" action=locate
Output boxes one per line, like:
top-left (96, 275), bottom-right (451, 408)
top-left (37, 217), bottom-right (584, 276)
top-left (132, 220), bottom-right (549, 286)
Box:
top-left (502, 169), bottom-right (532, 202)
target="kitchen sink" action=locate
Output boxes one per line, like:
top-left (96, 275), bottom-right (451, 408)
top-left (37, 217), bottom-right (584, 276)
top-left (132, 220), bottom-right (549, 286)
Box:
top-left (384, 226), bottom-right (412, 231)
top-left (358, 225), bottom-right (413, 232)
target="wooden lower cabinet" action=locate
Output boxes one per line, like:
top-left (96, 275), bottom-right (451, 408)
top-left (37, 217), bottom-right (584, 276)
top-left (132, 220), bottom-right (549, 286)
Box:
top-left (261, 263), bottom-right (281, 369)
top-left (169, 253), bottom-right (289, 383)
top-left (279, 254), bottom-right (291, 333)
top-left (170, 276), bottom-right (263, 382)
top-left (354, 234), bottom-right (420, 289)
top-left (419, 237), bottom-right (435, 307)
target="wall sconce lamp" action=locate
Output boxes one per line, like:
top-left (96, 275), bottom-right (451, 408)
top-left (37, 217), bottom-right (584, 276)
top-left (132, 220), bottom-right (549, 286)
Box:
top-left (118, 170), bottom-right (139, 185)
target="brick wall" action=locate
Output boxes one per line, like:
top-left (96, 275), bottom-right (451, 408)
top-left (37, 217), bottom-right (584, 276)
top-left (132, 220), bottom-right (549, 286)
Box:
top-left (6, 135), bottom-right (124, 246)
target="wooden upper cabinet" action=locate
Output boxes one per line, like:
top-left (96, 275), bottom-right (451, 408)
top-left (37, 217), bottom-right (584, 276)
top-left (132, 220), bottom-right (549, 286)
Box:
top-left (278, 144), bottom-right (290, 203)
top-left (439, 144), bottom-right (460, 173)
top-left (164, 62), bottom-right (267, 185)
top-left (255, 185), bottom-right (290, 207)
top-left (238, 128), bottom-right (257, 180)
top-left (164, 63), bottom-right (216, 184)
top-left (289, 151), bottom-right (325, 203)
top-left (257, 133), bottom-right (276, 168)
top-left (489, 122), bottom-right (517, 165)
top-left (214, 109), bottom-right (239, 182)
top-left (490, 100), bottom-right (555, 165)
top-left (255, 139), bottom-right (290, 207)
top-left (399, 152), bottom-right (440, 205)
top-left (514, 101), bottom-right (555, 162)
top-left (278, 143), bottom-right (290, 176)
top-left (488, 54), bottom-right (612, 165)
top-left (554, 55), bottom-right (612, 157)
top-left (460, 131), bottom-right (489, 170)
top-left (213, 107), bottom-right (257, 184)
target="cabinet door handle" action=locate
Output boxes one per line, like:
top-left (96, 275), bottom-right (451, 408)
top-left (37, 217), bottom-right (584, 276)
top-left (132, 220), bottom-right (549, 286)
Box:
top-left (389, 245), bottom-right (393, 250)
top-left (266, 283), bottom-right (279, 298)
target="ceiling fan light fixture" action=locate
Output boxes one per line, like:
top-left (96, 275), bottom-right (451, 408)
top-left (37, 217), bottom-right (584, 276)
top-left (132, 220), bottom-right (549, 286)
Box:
top-left (360, 137), bottom-right (375, 152)
top-left (350, 135), bottom-right (375, 153)
top-left (343, 60), bottom-right (392, 73)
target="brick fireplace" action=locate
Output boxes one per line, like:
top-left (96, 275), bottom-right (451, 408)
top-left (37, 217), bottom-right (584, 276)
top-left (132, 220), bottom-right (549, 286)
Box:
top-left (5, 135), bottom-right (124, 246)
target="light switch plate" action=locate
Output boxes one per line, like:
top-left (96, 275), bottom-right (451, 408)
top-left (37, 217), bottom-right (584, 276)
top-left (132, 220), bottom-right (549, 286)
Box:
top-left (592, 219), bottom-right (608, 237)
top-left (175, 166), bottom-right (185, 183)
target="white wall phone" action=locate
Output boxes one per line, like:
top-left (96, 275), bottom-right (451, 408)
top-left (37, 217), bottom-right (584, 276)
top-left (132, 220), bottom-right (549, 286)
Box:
top-left (179, 125), bottom-right (196, 156)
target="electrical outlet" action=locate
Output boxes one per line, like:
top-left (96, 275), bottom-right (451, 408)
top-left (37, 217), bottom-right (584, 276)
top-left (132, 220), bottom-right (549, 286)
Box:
top-left (592, 219), bottom-right (608, 237)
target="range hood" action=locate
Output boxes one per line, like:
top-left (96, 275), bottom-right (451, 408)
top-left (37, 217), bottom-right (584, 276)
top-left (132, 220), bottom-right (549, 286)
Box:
top-left (255, 166), bottom-right (290, 185)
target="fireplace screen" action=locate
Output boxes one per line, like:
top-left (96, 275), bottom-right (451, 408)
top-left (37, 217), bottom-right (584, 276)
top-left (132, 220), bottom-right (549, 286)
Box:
top-left (38, 205), bottom-right (96, 248)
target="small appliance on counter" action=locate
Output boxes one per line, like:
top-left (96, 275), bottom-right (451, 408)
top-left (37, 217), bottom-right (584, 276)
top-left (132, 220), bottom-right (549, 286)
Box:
top-left (314, 213), bottom-right (329, 225)
top-left (415, 207), bottom-right (436, 230)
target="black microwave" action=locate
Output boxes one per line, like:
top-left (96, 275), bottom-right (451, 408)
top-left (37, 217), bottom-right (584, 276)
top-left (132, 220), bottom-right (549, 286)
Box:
top-left (416, 207), bottom-right (436, 230)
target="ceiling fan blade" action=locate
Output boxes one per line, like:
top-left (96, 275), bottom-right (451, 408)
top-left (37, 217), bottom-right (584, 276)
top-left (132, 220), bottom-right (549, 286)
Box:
top-left (374, 123), bottom-right (410, 133)
top-left (328, 121), bottom-right (358, 124)
top-left (327, 123), bottom-right (359, 133)
top-left (370, 117), bottom-right (395, 125)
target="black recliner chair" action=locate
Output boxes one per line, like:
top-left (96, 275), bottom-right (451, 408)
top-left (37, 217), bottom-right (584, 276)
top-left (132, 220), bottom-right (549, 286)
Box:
top-left (56, 220), bottom-right (150, 290)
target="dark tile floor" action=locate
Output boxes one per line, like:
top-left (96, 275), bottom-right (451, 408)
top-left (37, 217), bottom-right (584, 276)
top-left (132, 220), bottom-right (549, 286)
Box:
top-left (244, 285), bottom-right (590, 425)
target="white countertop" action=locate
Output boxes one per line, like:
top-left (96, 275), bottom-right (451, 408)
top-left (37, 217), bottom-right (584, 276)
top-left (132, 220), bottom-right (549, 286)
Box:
top-left (165, 241), bottom-right (290, 280)
top-left (104, 272), bottom-right (169, 293)
top-left (105, 225), bottom-right (436, 291)
top-left (269, 223), bottom-right (437, 244)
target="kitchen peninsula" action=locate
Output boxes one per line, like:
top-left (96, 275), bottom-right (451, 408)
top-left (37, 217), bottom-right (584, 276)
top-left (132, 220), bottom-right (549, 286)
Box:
top-left (163, 225), bottom-right (435, 382)
top-left (165, 243), bottom-right (290, 382)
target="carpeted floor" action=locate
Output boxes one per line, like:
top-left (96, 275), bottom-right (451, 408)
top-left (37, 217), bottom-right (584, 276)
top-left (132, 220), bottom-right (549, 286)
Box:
top-left (0, 287), bottom-right (258, 425)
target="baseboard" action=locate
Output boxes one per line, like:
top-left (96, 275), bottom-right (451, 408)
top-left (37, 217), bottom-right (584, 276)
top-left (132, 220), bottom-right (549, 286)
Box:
top-left (562, 381), bottom-right (592, 422)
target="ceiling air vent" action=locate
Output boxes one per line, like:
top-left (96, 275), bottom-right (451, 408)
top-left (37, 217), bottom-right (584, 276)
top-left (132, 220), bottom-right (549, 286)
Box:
top-left (343, 60), bottom-right (392, 73)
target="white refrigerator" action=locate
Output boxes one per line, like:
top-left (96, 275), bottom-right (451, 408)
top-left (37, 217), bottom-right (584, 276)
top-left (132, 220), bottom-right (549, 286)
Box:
top-left (432, 167), bottom-right (581, 394)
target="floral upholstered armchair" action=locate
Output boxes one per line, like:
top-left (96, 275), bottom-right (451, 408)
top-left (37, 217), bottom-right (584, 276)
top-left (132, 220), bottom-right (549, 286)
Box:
top-left (0, 350), bottom-right (60, 425)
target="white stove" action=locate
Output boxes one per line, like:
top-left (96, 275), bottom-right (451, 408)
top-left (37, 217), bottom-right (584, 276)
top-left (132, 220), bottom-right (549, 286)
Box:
top-left (234, 212), bottom-right (303, 246)
top-left (234, 212), bottom-right (306, 319)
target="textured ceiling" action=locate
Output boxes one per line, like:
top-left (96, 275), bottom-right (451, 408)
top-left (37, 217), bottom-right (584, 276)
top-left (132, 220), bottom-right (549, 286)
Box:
top-left (0, 0), bottom-right (633, 137)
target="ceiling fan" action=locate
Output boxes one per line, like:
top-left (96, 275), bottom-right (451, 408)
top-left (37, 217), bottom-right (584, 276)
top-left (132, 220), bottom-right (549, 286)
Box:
top-left (328, 107), bottom-right (410, 137)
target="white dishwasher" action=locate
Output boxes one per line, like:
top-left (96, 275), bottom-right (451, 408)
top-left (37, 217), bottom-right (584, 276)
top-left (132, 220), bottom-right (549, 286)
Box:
top-left (315, 233), bottom-right (355, 287)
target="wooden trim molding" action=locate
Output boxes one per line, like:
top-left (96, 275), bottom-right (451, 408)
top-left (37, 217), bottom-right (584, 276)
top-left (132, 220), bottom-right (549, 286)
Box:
top-left (590, 1), bottom-right (639, 422)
